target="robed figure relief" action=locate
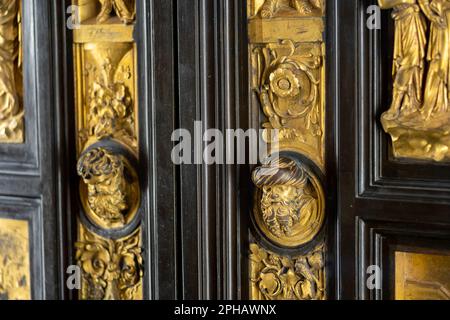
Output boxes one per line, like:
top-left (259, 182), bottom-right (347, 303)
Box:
top-left (97, 0), bottom-right (135, 24)
top-left (380, 0), bottom-right (450, 161)
top-left (0, 0), bottom-right (23, 143)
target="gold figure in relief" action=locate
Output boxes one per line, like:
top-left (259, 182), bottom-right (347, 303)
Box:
top-left (252, 157), bottom-right (324, 247)
top-left (97, 0), bottom-right (135, 24)
top-left (379, 0), bottom-right (427, 119)
top-left (0, 0), bottom-right (23, 143)
top-left (259, 0), bottom-right (323, 18)
top-left (419, 0), bottom-right (450, 118)
top-left (380, 0), bottom-right (450, 161)
top-left (249, 243), bottom-right (325, 300)
top-left (77, 147), bottom-right (140, 229)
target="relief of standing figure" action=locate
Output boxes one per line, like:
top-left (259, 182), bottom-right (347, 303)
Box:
top-left (418, 0), bottom-right (450, 119)
top-left (97, 0), bottom-right (135, 24)
top-left (379, 0), bottom-right (428, 120)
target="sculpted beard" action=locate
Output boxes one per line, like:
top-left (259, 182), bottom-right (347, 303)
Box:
top-left (260, 186), bottom-right (302, 237)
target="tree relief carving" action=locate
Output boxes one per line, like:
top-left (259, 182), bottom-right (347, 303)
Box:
top-left (0, 0), bottom-right (23, 143)
top-left (249, 243), bottom-right (326, 300)
top-left (252, 157), bottom-right (325, 248)
top-left (78, 47), bottom-right (137, 154)
top-left (76, 226), bottom-right (143, 300)
top-left (380, 0), bottom-right (450, 161)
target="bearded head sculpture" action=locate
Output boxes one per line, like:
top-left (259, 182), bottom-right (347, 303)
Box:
top-left (252, 157), bottom-right (324, 247)
top-left (78, 148), bottom-right (132, 228)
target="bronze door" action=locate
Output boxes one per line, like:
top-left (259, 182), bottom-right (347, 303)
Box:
top-left (0, 0), bottom-right (449, 301)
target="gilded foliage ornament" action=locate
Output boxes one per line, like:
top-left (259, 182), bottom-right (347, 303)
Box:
top-left (80, 57), bottom-right (137, 152)
top-left (76, 226), bottom-right (143, 300)
top-left (254, 40), bottom-right (322, 137)
top-left (249, 243), bottom-right (325, 300)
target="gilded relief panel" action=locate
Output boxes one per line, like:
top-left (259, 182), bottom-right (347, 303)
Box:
top-left (249, 242), bottom-right (326, 300)
top-left (0, 218), bottom-right (31, 300)
top-left (76, 225), bottom-right (143, 300)
top-left (248, 0), bottom-right (327, 300)
top-left (395, 251), bottom-right (450, 300)
top-left (249, 0), bottom-right (326, 168)
top-left (252, 157), bottom-right (325, 248)
top-left (380, 0), bottom-right (450, 161)
top-left (75, 42), bottom-right (138, 155)
top-left (72, 0), bottom-right (142, 301)
top-left (0, 0), bottom-right (24, 143)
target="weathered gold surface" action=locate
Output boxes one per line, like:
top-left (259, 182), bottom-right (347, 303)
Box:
top-left (77, 147), bottom-right (140, 229)
top-left (74, 42), bottom-right (138, 155)
top-left (395, 251), bottom-right (450, 300)
top-left (76, 225), bottom-right (143, 300)
top-left (380, 0), bottom-right (450, 161)
top-left (252, 157), bottom-right (324, 247)
top-left (248, 0), bottom-right (327, 300)
top-left (0, 218), bottom-right (31, 300)
top-left (0, 0), bottom-right (23, 143)
top-left (74, 0), bottom-right (135, 25)
top-left (249, 18), bottom-right (324, 43)
top-left (249, 4), bottom-right (325, 168)
top-left (96, 0), bottom-right (135, 24)
top-left (249, 242), bottom-right (326, 300)
top-left (73, 0), bottom-right (141, 300)
top-left (249, 0), bottom-right (324, 18)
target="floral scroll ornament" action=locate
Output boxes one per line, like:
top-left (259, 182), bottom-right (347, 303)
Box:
top-left (76, 228), bottom-right (143, 300)
top-left (250, 243), bottom-right (325, 300)
top-left (254, 40), bottom-right (322, 137)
